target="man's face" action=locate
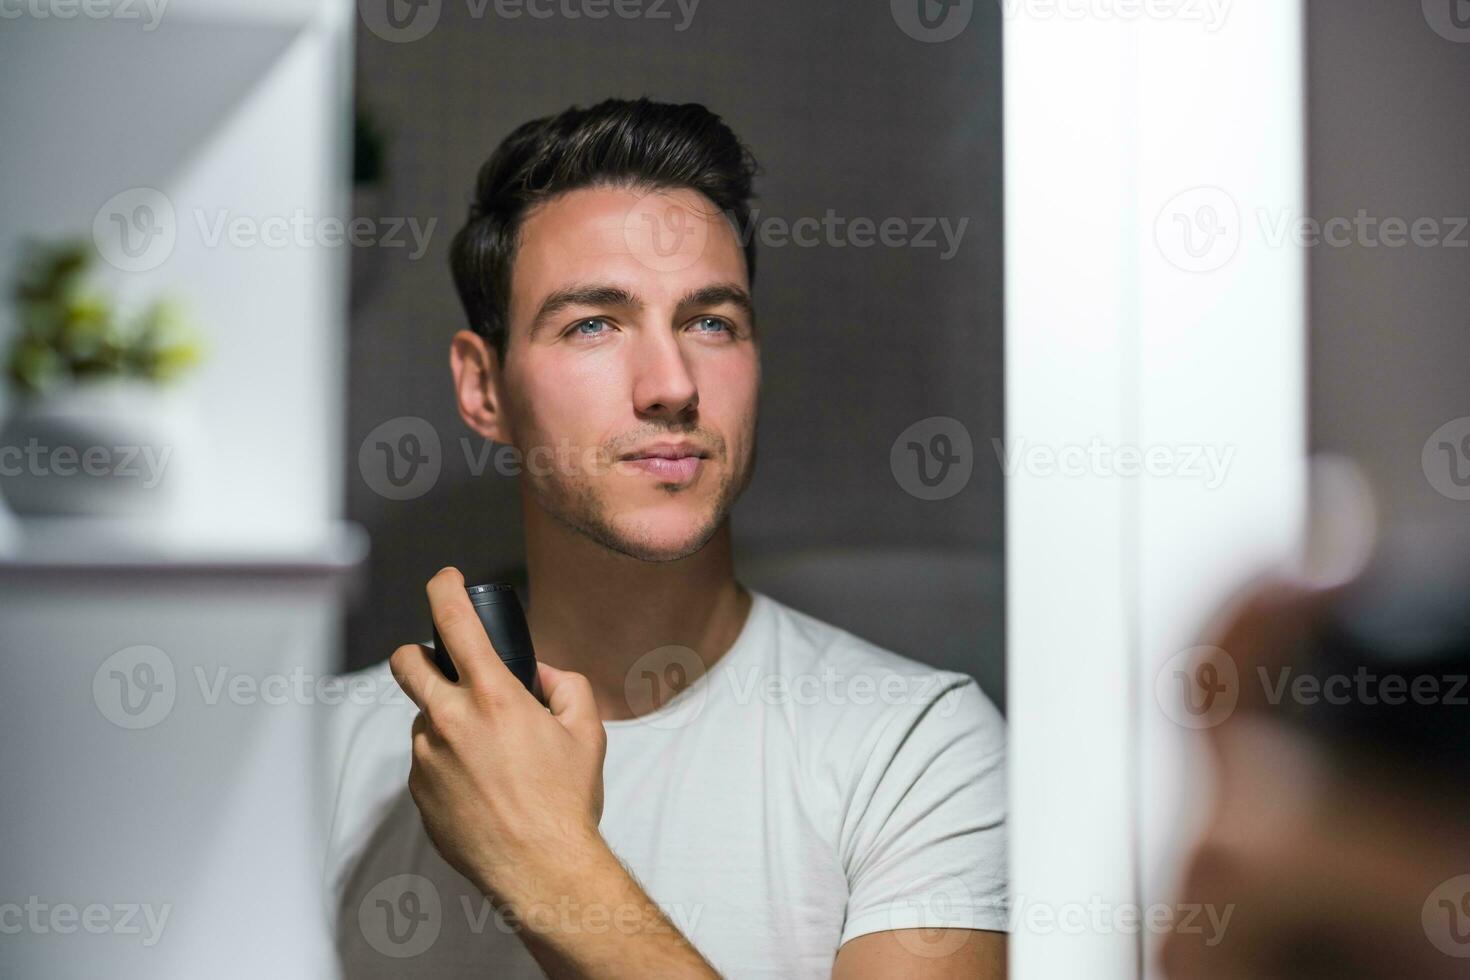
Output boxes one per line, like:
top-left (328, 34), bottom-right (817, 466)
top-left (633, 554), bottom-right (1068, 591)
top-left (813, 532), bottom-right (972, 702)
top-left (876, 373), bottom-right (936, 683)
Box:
top-left (496, 183), bottom-right (760, 562)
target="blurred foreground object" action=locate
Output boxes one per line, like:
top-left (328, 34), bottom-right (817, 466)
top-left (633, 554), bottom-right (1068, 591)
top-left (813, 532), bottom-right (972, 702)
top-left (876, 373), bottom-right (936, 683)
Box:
top-left (1, 240), bottom-right (203, 518)
top-left (1162, 539), bottom-right (1470, 978)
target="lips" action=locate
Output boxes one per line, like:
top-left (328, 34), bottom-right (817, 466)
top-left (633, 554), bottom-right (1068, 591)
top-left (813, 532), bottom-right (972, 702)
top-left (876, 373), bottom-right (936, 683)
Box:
top-left (617, 443), bottom-right (710, 484)
top-left (622, 455), bottom-right (703, 482)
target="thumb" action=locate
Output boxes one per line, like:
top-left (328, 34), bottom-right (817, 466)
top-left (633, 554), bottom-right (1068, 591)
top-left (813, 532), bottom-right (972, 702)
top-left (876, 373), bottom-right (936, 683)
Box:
top-left (537, 662), bottom-right (604, 743)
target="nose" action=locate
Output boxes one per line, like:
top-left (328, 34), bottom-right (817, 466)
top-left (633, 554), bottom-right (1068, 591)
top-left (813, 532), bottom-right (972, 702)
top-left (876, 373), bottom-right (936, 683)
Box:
top-left (630, 327), bottom-right (699, 421)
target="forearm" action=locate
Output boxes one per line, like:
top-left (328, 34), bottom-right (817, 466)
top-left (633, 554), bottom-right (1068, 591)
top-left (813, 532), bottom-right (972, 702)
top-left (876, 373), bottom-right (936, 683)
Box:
top-left (487, 830), bottom-right (720, 980)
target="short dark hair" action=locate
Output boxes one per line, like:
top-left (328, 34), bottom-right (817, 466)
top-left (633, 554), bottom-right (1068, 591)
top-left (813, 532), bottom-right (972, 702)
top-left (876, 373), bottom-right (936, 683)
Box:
top-left (449, 97), bottom-right (760, 361)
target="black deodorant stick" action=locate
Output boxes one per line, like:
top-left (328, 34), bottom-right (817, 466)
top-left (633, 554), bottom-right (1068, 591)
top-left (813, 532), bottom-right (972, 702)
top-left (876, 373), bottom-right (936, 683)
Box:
top-left (431, 582), bottom-right (541, 700)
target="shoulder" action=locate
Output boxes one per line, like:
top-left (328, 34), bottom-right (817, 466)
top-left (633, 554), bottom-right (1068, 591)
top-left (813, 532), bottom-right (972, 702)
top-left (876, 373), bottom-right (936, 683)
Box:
top-left (752, 594), bottom-right (1008, 926)
top-left (757, 591), bottom-right (1004, 728)
top-left (751, 590), bottom-right (1006, 779)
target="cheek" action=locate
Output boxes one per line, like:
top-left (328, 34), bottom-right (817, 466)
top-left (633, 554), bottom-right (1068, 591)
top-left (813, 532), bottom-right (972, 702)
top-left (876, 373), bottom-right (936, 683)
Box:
top-left (700, 356), bottom-right (760, 438)
top-left (512, 358), bottom-right (624, 446)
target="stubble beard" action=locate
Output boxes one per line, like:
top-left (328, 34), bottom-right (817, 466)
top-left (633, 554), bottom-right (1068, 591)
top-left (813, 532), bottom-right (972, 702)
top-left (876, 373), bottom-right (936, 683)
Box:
top-left (532, 436), bottom-right (756, 563)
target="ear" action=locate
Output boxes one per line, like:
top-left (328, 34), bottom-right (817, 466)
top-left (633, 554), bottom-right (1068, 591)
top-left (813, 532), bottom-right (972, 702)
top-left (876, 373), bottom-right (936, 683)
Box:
top-left (450, 329), bottom-right (513, 444)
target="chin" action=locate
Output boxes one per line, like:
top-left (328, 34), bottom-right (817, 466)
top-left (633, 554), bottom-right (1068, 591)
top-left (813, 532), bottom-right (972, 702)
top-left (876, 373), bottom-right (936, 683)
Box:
top-left (585, 493), bottom-right (723, 564)
top-left (536, 464), bottom-right (745, 562)
top-left (603, 506), bottom-right (722, 562)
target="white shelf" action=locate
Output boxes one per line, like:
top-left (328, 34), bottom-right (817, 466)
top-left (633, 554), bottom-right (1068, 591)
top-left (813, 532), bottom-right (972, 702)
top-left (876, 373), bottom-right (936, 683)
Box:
top-left (0, 516), bottom-right (367, 576)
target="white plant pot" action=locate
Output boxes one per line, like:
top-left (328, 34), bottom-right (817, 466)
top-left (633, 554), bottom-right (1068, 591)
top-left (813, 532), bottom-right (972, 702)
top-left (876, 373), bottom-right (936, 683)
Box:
top-left (0, 380), bottom-right (197, 519)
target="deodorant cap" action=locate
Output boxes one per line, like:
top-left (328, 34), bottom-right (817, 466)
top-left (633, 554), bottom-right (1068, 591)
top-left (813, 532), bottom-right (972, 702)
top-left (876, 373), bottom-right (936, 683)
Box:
top-left (467, 583), bottom-right (515, 600)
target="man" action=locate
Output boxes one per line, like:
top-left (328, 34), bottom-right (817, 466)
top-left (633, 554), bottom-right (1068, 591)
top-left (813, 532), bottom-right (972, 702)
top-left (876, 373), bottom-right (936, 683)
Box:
top-left (322, 97), bottom-right (1007, 978)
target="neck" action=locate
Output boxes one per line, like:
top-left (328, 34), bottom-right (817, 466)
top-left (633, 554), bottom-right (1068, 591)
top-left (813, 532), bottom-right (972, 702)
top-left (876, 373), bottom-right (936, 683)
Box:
top-left (520, 499), bottom-right (752, 722)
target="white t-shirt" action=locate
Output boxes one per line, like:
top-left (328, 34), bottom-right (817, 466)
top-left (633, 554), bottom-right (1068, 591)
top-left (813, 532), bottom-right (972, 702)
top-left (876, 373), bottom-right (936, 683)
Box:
top-left (320, 588), bottom-right (1007, 978)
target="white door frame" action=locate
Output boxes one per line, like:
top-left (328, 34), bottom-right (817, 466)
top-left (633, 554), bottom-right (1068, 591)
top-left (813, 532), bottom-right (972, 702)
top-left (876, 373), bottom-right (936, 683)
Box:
top-left (1004, 3), bottom-right (1307, 976)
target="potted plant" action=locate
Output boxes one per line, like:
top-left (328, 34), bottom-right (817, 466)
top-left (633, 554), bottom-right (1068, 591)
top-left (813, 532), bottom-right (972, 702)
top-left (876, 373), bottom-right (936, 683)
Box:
top-left (1, 240), bottom-right (204, 518)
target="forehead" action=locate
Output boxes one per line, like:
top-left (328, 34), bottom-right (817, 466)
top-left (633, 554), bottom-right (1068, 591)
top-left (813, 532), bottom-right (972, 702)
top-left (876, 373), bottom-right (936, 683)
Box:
top-left (508, 184), bottom-right (749, 325)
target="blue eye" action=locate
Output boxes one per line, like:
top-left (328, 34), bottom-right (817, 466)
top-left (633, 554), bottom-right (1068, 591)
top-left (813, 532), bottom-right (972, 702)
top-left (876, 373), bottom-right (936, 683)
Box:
top-left (570, 318), bottom-right (610, 337)
top-left (691, 316), bottom-right (730, 335)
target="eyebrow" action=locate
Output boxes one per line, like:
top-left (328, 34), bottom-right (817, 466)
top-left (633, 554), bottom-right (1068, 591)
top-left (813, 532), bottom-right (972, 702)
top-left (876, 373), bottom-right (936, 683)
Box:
top-left (527, 281), bottom-right (755, 338)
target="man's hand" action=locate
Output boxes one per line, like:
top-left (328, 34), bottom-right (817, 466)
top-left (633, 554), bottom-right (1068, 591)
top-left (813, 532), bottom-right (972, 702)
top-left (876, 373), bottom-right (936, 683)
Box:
top-left (389, 567), bottom-right (718, 978)
top-left (390, 567), bottom-right (607, 906)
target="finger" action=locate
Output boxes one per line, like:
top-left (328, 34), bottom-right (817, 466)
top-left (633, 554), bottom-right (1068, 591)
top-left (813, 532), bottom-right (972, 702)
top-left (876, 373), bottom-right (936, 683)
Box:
top-left (390, 643), bottom-right (453, 712)
top-left (538, 662), bottom-right (604, 743)
top-left (425, 566), bottom-right (515, 694)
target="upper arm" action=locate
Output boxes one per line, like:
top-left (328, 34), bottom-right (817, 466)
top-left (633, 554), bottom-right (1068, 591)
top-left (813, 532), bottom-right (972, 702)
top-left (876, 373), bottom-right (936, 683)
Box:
top-left (834, 677), bottom-right (1009, 946)
top-left (832, 928), bottom-right (1006, 980)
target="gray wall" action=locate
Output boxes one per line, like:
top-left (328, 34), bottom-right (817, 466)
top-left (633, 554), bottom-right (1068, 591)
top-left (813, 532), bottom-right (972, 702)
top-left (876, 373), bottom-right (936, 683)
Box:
top-left (1308, 0), bottom-right (1470, 534)
top-left (341, 3), bottom-right (1005, 677)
